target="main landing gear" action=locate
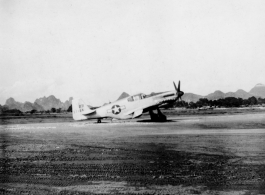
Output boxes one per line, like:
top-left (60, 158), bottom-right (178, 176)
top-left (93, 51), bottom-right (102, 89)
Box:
top-left (149, 108), bottom-right (167, 122)
top-left (97, 119), bottom-right (101, 123)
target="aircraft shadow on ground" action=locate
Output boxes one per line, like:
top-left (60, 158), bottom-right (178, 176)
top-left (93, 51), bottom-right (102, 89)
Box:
top-left (92, 122), bottom-right (109, 124)
top-left (136, 119), bottom-right (176, 123)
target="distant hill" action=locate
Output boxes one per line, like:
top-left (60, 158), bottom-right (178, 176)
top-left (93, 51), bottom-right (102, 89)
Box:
top-left (5, 97), bottom-right (24, 111)
top-left (182, 87), bottom-right (255, 102)
top-left (3, 96), bottom-right (73, 112)
top-left (22, 101), bottom-right (44, 112)
top-left (117, 92), bottom-right (130, 100)
top-left (249, 83), bottom-right (265, 98)
top-left (33, 102), bottom-right (45, 111)
top-left (232, 89), bottom-right (252, 99)
top-left (100, 92), bottom-right (130, 106)
top-left (205, 90), bottom-right (225, 100)
top-left (204, 89), bottom-right (253, 100)
top-left (35, 95), bottom-right (63, 110)
top-left (62, 97), bottom-right (73, 110)
top-left (4, 97), bottom-right (45, 112)
top-left (182, 93), bottom-right (203, 102)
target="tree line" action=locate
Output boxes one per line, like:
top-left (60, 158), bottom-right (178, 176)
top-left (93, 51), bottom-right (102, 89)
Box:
top-left (174, 96), bottom-right (265, 109)
top-left (28, 106), bottom-right (72, 114)
top-left (0, 106), bottom-right (72, 115)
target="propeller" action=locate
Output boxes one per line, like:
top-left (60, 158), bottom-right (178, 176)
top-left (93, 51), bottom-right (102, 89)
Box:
top-left (173, 81), bottom-right (185, 107)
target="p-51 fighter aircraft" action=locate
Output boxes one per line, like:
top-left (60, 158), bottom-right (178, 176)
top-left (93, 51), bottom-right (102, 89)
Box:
top-left (72, 81), bottom-right (184, 123)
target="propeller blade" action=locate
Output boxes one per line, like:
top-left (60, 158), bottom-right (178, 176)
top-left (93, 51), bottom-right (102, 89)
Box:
top-left (174, 80), bottom-right (184, 107)
top-left (180, 97), bottom-right (185, 107)
top-left (173, 81), bottom-right (178, 91)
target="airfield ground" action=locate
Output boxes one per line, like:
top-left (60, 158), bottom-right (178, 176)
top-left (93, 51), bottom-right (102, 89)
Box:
top-left (1, 108), bottom-right (265, 194)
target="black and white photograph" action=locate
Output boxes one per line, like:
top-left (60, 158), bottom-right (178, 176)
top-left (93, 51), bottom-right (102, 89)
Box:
top-left (1, 0), bottom-right (265, 194)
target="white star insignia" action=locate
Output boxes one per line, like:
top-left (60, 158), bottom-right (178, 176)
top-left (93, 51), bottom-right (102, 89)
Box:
top-left (107, 105), bottom-right (126, 114)
top-left (112, 105), bottom-right (121, 114)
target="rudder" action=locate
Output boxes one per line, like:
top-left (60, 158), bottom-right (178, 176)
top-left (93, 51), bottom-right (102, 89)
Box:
top-left (72, 98), bottom-right (92, 120)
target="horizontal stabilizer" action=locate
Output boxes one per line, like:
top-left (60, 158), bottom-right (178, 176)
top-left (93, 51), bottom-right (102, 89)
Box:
top-left (81, 109), bottom-right (96, 115)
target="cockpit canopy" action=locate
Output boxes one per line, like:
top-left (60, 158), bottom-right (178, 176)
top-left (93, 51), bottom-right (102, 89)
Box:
top-left (127, 93), bottom-right (146, 102)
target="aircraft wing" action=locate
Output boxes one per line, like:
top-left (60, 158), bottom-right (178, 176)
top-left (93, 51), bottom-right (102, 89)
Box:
top-left (124, 99), bottom-right (167, 118)
top-left (125, 98), bottom-right (176, 118)
top-left (123, 108), bottom-right (143, 118)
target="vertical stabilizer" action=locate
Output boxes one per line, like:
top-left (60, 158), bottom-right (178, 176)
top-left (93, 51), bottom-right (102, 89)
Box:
top-left (72, 98), bottom-right (92, 120)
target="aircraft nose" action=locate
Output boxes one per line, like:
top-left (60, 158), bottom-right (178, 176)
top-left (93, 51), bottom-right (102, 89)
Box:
top-left (179, 91), bottom-right (184, 97)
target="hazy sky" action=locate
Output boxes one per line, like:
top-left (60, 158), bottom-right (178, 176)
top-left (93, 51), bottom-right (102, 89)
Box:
top-left (1, 0), bottom-right (265, 106)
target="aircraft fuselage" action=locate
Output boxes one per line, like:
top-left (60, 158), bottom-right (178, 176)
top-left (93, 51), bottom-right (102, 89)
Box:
top-left (75, 90), bottom-right (178, 120)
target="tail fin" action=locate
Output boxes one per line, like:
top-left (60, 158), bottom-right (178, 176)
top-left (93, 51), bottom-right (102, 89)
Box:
top-left (72, 98), bottom-right (95, 121)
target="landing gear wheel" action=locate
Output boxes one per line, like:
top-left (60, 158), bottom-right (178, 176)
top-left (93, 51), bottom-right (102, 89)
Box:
top-left (97, 119), bottom-right (101, 123)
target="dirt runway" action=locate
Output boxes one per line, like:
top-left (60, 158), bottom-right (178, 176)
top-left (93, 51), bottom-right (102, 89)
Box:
top-left (1, 112), bottom-right (265, 194)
